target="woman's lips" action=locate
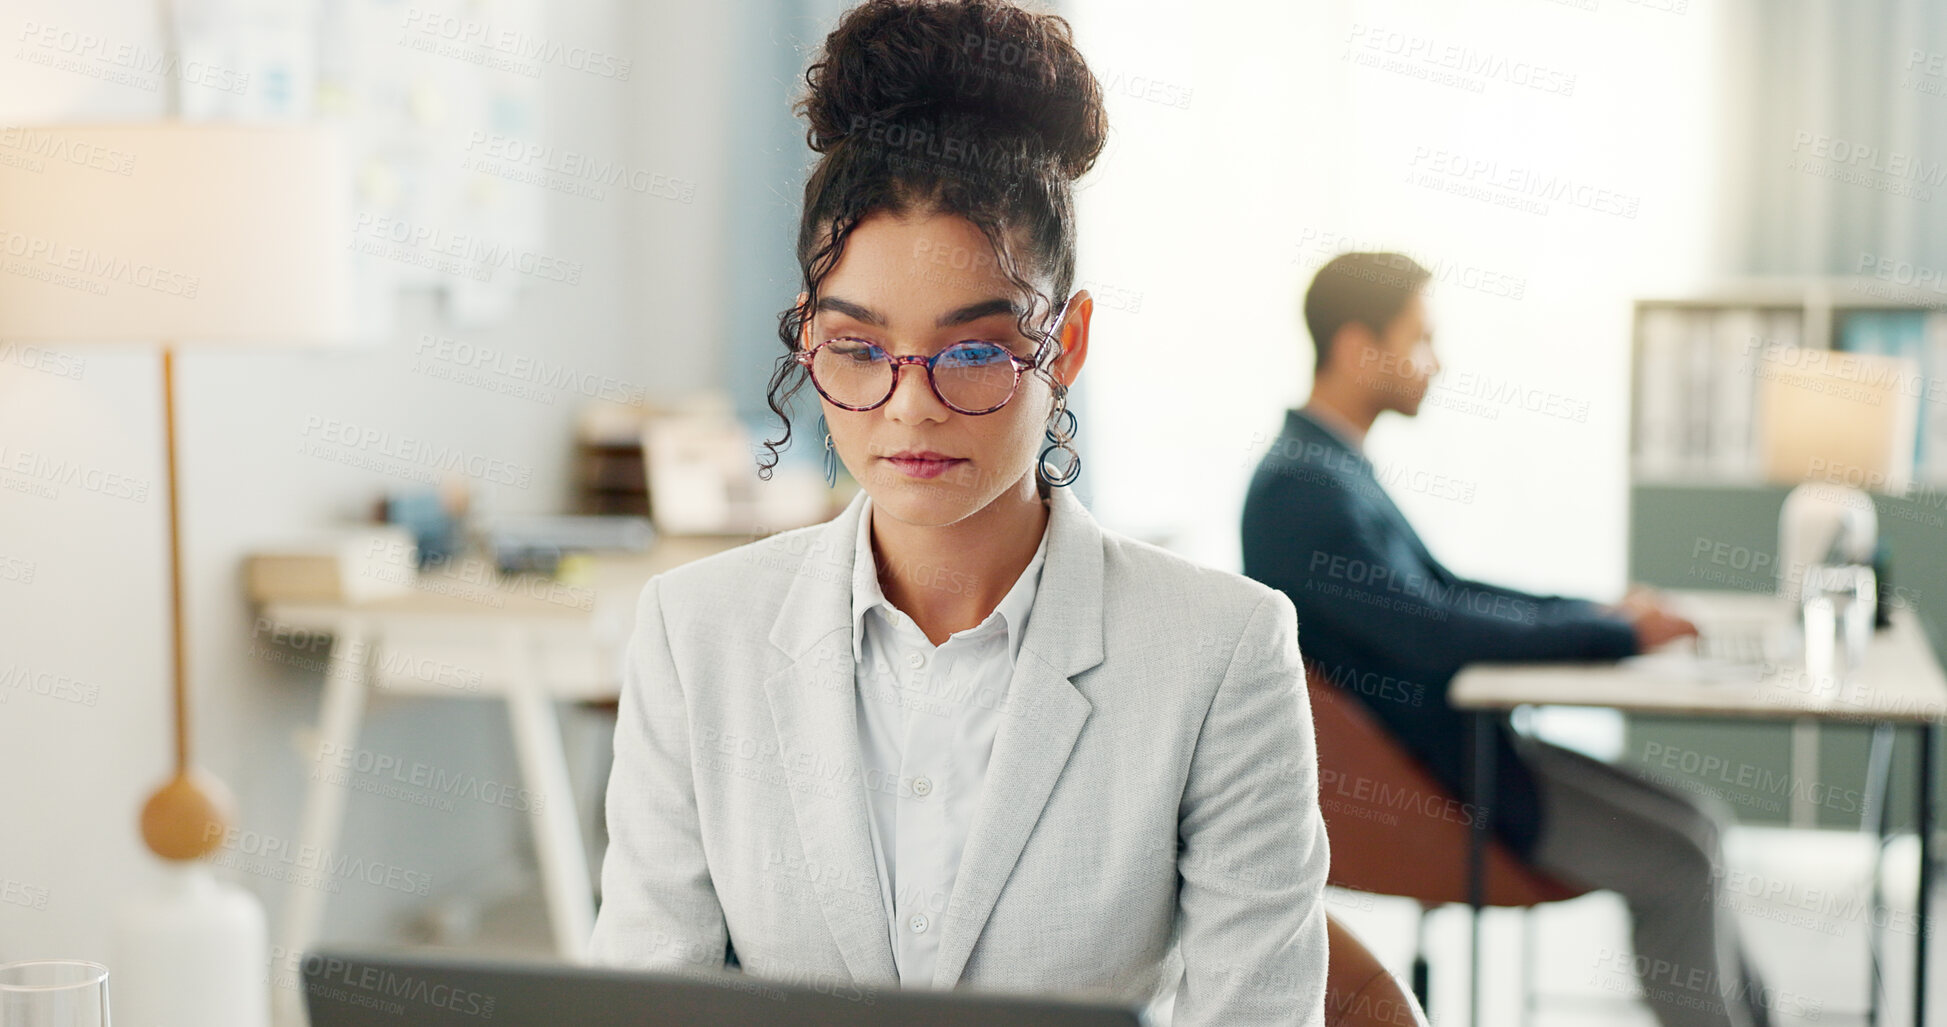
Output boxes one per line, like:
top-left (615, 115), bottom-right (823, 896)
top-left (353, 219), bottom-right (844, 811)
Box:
top-left (884, 456), bottom-right (966, 479)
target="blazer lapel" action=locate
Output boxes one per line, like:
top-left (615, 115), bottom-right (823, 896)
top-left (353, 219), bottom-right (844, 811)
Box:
top-left (760, 486), bottom-right (1109, 990)
top-left (930, 486), bottom-right (1104, 988)
top-left (762, 489), bottom-right (899, 985)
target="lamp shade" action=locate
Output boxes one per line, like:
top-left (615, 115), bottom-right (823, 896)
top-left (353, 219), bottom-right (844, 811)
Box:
top-left (0, 122), bottom-right (353, 346)
top-left (1755, 345), bottom-right (1920, 494)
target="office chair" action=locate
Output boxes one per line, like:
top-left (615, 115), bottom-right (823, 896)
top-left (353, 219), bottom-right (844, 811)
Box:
top-left (1325, 912), bottom-right (1429, 1027)
top-left (1306, 662), bottom-right (1591, 1025)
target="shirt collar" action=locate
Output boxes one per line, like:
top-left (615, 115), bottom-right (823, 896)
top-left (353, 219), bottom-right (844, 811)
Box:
top-left (1294, 402), bottom-right (1368, 453)
top-left (850, 492), bottom-right (1051, 665)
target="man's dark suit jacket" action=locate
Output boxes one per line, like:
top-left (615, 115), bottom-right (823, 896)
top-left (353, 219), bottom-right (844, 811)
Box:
top-left (1241, 407), bottom-right (1637, 856)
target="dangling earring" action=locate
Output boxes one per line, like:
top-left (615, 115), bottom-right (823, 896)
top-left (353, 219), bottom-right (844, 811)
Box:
top-left (1038, 383), bottom-right (1081, 488)
top-left (819, 413), bottom-right (838, 488)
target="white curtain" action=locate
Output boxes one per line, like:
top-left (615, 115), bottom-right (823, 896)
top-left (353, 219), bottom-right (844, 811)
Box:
top-left (1722, 0), bottom-right (1947, 275)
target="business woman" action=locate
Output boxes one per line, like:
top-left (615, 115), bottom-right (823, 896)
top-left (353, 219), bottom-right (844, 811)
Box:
top-left (587, 2), bottom-right (1331, 1023)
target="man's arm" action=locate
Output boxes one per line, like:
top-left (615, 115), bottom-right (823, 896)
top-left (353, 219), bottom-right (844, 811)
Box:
top-left (1243, 482), bottom-right (1637, 677)
top-left (1436, 567), bottom-right (1701, 652)
top-left (1436, 567), bottom-right (1575, 607)
top-left (1172, 590), bottom-right (1331, 1027)
top-left (587, 576), bottom-right (731, 970)
top-left (1440, 570), bottom-right (1639, 634)
top-left (1383, 508), bottom-right (1641, 643)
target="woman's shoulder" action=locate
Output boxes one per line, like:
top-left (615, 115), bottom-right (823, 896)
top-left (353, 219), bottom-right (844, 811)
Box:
top-left (1096, 525), bottom-right (1289, 627)
top-left (640, 520), bottom-right (847, 622)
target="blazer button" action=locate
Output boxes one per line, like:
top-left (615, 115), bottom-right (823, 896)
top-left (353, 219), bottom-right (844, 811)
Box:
top-left (909, 913), bottom-right (930, 933)
top-left (912, 776), bottom-right (933, 797)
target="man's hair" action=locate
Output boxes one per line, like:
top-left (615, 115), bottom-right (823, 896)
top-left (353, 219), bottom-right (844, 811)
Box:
top-left (1303, 252), bottom-right (1431, 374)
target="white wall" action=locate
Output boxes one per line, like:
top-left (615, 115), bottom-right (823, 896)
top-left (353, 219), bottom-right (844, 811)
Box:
top-left (0, 0), bottom-right (738, 965)
top-left (1073, 0), bottom-right (1730, 600)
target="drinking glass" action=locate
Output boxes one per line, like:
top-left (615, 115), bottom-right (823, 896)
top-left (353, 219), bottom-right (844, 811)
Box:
top-left (1800, 563), bottom-right (1877, 700)
top-left (0, 960), bottom-right (111, 1027)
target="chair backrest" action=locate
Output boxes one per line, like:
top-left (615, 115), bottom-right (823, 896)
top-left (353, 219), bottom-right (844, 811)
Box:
top-left (1306, 663), bottom-right (1588, 908)
top-left (1324, 912), bottom-right (1428, 1027)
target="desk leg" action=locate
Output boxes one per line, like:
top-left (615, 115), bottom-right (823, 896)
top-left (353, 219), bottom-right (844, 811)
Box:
top-left (1469, 710), bottom-right (1491, 1027)
top-left (1919, 721), bottom-right (1938, 1027)
top-left (275, 619), bottom-right (370, 1027)
top-left (502, 631), bottom-right (595, 962)
top-left (1866, 722), bottom-right (1896, 1027)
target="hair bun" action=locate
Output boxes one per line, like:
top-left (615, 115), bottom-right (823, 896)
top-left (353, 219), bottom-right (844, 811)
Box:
top-left (801, 0), bottom-right (1107, 181)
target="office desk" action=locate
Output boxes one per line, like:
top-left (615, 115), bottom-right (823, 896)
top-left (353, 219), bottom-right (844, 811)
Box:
top-left (1451, 589), bottom-right (1947, 1027)
top-left (256, 536), bottom-right (745, 1026)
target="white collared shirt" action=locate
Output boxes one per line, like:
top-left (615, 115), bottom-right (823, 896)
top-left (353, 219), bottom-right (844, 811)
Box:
top-left (850, 493), bottom-right (1050, 988)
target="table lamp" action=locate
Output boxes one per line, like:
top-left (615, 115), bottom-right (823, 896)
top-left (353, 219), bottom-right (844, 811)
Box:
top-left (1754, 345), bottom-right (1919, 604)
top-left (0, 122), bottom-right (354, 1027)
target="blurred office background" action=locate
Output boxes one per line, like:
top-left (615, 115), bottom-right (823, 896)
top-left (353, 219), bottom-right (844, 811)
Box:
top-left (4, 0), bottom-right (1946, 1024)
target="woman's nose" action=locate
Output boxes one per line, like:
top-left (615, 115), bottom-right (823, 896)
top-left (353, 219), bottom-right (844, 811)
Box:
top-left (884, 359), bottom-right (949, 419)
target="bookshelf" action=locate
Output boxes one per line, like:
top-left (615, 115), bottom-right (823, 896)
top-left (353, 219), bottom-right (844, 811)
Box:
top-left (1631, 275), bottom-right (1947, 491)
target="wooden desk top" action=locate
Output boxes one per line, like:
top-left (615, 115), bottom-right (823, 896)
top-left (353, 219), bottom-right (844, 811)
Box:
top-left (259, 534), bottom-right (751, 630)
top-left (1450, 589), bottom-right (1947, 723)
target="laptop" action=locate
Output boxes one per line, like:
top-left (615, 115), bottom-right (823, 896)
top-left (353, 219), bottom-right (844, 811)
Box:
top-left (302, 947), bottom-right (1155, 1027)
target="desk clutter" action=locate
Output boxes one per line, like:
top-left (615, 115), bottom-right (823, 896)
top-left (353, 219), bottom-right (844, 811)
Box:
top-left (247, 389), bottom-right (848, 606)
top-left (244, 499), bottom-right (655, 605)
top-left (244, 526), bottom-right (420, 604)
top-left (578, 391), bottom-right (844, 536)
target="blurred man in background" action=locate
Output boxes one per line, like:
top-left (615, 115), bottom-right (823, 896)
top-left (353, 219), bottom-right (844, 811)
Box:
top-left (1242, 252), bottom-right (1773, 1027)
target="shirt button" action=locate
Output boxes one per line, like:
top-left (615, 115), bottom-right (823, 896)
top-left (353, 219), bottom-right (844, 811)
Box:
top-left (906, 651), bottom-right (926, 669)
top-left (909, 913), bottom-right (930, 933)
top-left (912, 776), bottom-right (933, 797)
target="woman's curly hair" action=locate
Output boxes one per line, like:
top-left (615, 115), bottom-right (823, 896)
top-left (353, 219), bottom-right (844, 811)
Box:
top-left (755, 0), bottom-right (1107, 488)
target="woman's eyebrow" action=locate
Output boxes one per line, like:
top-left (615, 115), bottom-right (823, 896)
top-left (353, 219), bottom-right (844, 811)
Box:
top-left (936, 298), bottom-right (1020, 327)
top-left (814, 296), bottom-right (885, 325)
top-left (816, 296), bottom-right (1022, 330)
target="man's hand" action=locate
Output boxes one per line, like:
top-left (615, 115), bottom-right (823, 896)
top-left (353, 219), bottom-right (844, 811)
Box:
top-left (1629, 606), bottom-right (1699, 651)
top-left (1605, 585), bottom-right (1698, 651)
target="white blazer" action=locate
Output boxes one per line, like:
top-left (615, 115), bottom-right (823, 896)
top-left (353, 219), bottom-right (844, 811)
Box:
top-left (588, 485), bottom-right (1331, 1026)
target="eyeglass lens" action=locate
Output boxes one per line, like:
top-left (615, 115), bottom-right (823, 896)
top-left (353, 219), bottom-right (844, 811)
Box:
top-left (811, 341), bottom-right (1022, 412)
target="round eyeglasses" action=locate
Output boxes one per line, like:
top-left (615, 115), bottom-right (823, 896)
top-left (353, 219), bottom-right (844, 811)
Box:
top-left (795, 337), bottom-right (1044, 415)
top-left (794, 333), bottom-right (1051, 413)
top-left (796, 295), bottom-right (1075, 415)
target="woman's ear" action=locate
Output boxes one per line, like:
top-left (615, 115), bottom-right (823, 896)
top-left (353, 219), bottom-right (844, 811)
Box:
top-left (796, 290), bottom-right (812, 350)
top-left (1051, 289), bottom-right (1093, 387)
